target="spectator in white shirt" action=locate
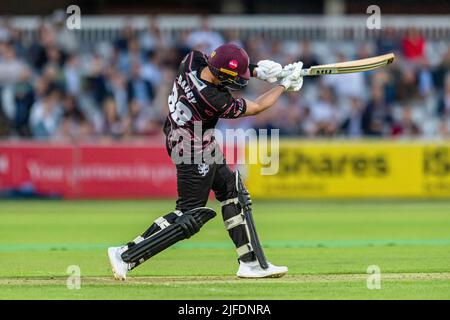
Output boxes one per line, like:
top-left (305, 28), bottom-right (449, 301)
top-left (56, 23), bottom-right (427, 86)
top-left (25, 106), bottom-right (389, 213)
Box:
top-left (309, 85), bottom-right (339, 136)
top-left (323, 53), bottom-right (367, 100)
top-left (141, 51), bottom-right (162, 86)
top-left (186, 17), bottom-right (224, 55)
top-left (29, 86), bottom-right (63, 138)
top-left (64, 54), bottom-right (81, 95)
top-left (0, 43), bottom-right (25, 85)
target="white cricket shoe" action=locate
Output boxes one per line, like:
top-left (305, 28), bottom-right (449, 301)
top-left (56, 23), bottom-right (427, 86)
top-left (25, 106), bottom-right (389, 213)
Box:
top-left (236, 260), bottom-right (288, 278)
top-left (108, 246), bottom-right (130, 281)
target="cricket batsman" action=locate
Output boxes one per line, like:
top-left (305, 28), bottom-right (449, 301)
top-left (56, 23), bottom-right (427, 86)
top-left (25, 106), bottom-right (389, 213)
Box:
top-left (108, 43), bottom-right (304, 279)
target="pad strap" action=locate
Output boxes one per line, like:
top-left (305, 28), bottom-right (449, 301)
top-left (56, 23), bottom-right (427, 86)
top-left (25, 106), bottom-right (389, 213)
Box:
top-left (236, 244), bottom-right (253, 257)
top-left (154, 217), bottom-right (170, 229)
top-left (221, 197), bottom-right (239, 207)
top-left (153, 210), bottom-right (182, 231)
top-left (224, 212), bottom-right (245, 230)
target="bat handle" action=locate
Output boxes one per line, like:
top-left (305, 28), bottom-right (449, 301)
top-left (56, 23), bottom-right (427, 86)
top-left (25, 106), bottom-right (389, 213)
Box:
top-left (299, 69), bottom-right (310, 77)
top-left (279, 68), bottom-right (310, 78)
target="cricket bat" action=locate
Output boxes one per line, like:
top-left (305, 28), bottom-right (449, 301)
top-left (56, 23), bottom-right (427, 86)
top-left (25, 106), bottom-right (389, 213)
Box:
top-left (283, 53), bottom-right (395, 77)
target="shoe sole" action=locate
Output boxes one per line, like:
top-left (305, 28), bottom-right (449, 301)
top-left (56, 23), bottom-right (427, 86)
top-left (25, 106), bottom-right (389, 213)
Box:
top-left (237, 270), bottom-right (288, 279)
top-left (107, 248), bottom-right (126, 281)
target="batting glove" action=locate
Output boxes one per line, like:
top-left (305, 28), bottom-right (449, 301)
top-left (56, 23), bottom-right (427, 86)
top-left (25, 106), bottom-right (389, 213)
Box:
top-left (279, 62), bottom-right (304, 92)
top-left (255, 60), bottom-right (283, 83)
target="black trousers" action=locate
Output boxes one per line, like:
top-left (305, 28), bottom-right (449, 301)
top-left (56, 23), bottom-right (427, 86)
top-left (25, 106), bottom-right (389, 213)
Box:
top-left (175, 163), bottom-right (237, 212)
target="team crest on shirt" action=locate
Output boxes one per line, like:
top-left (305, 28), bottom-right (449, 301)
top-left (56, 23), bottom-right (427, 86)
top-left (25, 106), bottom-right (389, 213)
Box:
top-left (198, 164), bottom-right (209, 176)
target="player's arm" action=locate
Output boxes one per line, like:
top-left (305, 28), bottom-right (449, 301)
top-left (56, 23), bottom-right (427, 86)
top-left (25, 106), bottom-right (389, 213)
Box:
top-left (242, 85), bottom-right (285, 116)
top-left (243, 62), bottom-right (304, 117)
top-left (218, 62), bottom-right (303, 119)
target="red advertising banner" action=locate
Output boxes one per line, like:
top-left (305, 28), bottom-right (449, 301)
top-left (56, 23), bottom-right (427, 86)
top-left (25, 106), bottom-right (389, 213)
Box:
top-left (0, 141), bottom-right (177, 199)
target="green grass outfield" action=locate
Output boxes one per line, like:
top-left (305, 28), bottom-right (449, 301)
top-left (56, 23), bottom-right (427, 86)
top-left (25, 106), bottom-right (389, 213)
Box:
top-left (0, 199), bottom-right (449, 299)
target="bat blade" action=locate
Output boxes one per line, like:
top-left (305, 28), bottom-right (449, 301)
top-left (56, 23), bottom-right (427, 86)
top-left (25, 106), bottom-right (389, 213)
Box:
top-left (302, 53), bottom-right (395, 76)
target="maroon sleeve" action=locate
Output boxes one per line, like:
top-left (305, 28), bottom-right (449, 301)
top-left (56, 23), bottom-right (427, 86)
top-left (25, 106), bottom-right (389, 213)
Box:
top-left (219, 97), bottom-right (247, 119)
top-left (201, 88), bottom-right (247, 119)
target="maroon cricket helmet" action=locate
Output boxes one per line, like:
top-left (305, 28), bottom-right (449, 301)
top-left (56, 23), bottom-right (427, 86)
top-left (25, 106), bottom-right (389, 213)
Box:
top-left (207, 43), bottom-right (250, 90)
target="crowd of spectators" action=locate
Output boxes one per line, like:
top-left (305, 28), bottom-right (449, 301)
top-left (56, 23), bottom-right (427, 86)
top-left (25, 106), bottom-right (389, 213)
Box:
top-left (0, 15), bottom-right (449, 141)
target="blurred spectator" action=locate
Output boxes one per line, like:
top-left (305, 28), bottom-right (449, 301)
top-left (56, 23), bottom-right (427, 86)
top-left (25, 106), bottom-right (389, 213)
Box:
top-left (340, 96), bottom-right (365, 137)
top-left (127, 62), bottom-right (155, 109)
top-left (418, 58), bottom-right (434, 98)
top-left (52, 9), bottom-right (78, 54)
top-left (114, 23), bottom-right (135, 52)
top-left (371, 69), bottom-right (397, 105)
top-left (186, 17), bottom-right (224, 54)
top-left (433, 47), bottom-right (450, 90)
top-left (438, 120), bottom-right (450, 138)
top-left (100, 97), bottom-right (127, 139)
top-left (324, 53), bottom-right (367, 100)
top-left (0, 20), bottom-right (11, 43)
top-left (268, 40), bottom-right (287, 66)
top-left (401, 27), bottom-right (425, 62)
top-left (356, 43), bottom-right (374, 60)
top-left (45, 44), bottom-right (66, 68)
top-left (391, 107), bottom-right (421, 137)
top-left (116, 36), bottom-right (143, 75)
top-left (245, 35), bottom-right (271, 62)
top-left (28, 23), bottom-right (57, 71)
top-left (276, 92), bottom-right (304, 136)
top-left (141, 51), bottom-right (163, 86)
top-left (396, 67), bottom-right (419, 103)
top-left (223, 29), bottom-right (244, 48)
top-left (4, 21), bottom-right (27, 60)
top-left (308, 85), bottom-right (339, 136)
top-left (0, 103), bottom-right (9, 136)
top-left (33, 76), bottom-right (50, 101)
top-left (29, 85), bottom-right (63, 138)
top-left (57, 95), bottom-right (92, 140)
top-left (107, 70), bottom-right (129, 118)
top-left (125, 99), bottom-right (160, 137)
top-left (297, 41), bottom-right (320, 69)
top-left (85, 54), bottom-right (108, 106)
top-left (437, 73), bottom-right (450, 118)
top-left (40, 63), bottom-right (65, 95)
top-left (0, 43), bottom-right (26, 85)
top-left (139, 18), bottom-right (170, 55)
top-left (11, 68), bottom-right (35, 136)
top-left (376, 27), bottom-right (399, 56)
top-left (362, 86), bottom-right (393, 136)
top-left (63, 54), bottom-right (81, 96)
top-left (175, 29), bottom-right (192, 59)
